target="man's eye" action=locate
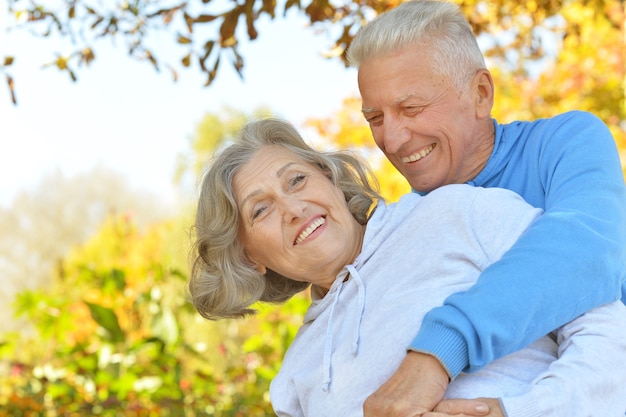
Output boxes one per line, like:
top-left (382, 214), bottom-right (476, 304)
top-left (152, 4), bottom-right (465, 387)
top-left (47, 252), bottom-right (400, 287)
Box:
top-left (404, 106), bottom-right (424, 115)
top-left (365, 115), bottom-right (383, 125)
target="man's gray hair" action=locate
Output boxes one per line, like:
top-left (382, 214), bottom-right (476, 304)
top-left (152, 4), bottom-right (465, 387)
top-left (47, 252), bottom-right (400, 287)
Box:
top-left (347, 0), bottom-right (486, 89)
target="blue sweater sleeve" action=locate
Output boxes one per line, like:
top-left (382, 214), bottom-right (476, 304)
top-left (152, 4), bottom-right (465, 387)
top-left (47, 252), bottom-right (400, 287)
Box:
top-left (409, 111), bottom-right (626, 377)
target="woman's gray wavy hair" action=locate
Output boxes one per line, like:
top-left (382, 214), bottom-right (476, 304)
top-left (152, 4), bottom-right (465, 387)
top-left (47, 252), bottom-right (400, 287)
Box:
top-left (189, 118), bottom-right (381, 320)
top-left (347, 0), bottom-right (486, 90)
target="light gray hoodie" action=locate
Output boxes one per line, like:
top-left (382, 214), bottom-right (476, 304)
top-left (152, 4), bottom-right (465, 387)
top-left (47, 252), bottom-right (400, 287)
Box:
top-left (270, 184), bottom-right (626, 417)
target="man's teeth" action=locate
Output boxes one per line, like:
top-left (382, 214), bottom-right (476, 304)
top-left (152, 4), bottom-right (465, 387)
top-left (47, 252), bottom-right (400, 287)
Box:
top-left (295, 218), bottom-right (325, 244)
top-left (401, 144), bottom-right (435, 163)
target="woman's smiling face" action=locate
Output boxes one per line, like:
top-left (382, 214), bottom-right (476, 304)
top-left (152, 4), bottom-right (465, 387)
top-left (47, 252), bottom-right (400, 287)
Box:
top-left (233, 145), bottom-right (365, 290)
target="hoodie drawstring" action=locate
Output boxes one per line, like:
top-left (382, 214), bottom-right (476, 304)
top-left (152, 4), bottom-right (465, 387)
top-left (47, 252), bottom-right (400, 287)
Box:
top-left (347, 264), bottom-right (365, 356)
top-left (321, 265), bottom-right (366, 393)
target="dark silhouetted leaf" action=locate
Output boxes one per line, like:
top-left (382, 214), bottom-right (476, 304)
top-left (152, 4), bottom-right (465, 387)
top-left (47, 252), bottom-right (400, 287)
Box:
top-left (245, 8), bottom-right (258, 40)
top-left (6, 74), bottom-right (16, 105)
top-left (181, 53), bottom-right (191, 67)
top-left (205, 56), bottom-right (220, 86)
top-left (80, 47), bottom-right (95, 66)
top-left (90, 16), bottom-right (104, 30)
top-left (261, 0), bottom-right (277, 17)
top-left (233, 48), bottom-right (244, 78)
top-left (220, 8), bottom-right (241, 47)
top-left (194, 14), bottom-right (218, 24)
top-left (183, 12), bottom-right (194, 32)
top-left (145, 50), bottom-right (159, 71)
top-left (177, 34), bottom-right (192, 44)
top-left (305, 0), bottom-right (334, 23)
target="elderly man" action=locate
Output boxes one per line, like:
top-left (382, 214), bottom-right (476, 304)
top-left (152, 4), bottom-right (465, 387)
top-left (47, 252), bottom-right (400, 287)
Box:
top-left (347, 1), bottom-right (626, 416)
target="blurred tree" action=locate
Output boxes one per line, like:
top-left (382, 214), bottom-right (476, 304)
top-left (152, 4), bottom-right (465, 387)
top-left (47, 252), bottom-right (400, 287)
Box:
top-left (0, 166), bottom-right (174, 334)
top-left (3, 0), bottom-right (622, 107)
top-left (174, 105), bottom-right (273, 190)
top-left (0, 202), bottom-right (309, 415)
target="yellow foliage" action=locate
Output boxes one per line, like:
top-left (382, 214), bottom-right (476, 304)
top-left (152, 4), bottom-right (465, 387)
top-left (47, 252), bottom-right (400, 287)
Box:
top-left (305, 96), bottom-right (374, 149)
top-left (59, 214), bottom-right (187, 344)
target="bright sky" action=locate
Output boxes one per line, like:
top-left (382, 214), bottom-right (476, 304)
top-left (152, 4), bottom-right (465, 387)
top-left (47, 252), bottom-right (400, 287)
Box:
top-left (0, 6), bottom-right (359, 208)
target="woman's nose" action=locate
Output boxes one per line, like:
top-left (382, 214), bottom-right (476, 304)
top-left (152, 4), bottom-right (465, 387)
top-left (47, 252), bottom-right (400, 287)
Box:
top-left (281, 196), bottom-right (307, 223)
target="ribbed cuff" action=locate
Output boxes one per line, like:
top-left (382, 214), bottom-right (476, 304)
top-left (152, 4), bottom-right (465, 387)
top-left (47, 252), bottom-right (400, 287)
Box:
top-left (408, 322), bottom-right (470, 379)
top-left (500, 394), bottom-right (544, 417)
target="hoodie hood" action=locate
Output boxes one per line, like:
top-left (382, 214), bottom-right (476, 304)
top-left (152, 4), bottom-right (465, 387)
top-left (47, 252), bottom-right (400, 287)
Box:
top-left (302, 194), bottom-right (424, 392)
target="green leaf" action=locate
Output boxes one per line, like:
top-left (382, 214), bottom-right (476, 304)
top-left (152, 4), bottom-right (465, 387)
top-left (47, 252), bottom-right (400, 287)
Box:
top-left (84, 301), bottom-right (125, 343)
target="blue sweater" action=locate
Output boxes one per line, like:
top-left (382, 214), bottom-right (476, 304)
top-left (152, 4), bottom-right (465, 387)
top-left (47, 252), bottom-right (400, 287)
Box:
top-left (410, 110), bottom-right (626, 377)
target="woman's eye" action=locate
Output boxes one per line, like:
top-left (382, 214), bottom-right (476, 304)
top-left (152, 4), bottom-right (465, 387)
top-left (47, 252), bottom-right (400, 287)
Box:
top-left (290, 174), bottom-right (307, 188)
top-left (252, 205), bottom-right (267, 220)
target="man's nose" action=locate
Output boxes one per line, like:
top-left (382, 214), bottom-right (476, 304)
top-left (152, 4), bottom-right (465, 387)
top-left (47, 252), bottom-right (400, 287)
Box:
top-left (380, 117), bottom-right (411, 154)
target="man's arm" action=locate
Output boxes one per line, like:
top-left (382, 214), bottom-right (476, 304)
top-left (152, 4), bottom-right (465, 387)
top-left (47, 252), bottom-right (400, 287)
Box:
top-left (412, 112), bottom-right (626, 375)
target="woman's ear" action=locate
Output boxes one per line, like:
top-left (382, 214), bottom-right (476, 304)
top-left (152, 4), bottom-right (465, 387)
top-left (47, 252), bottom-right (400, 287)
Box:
top-left (245, 252), bottom-right (267, 274)
top-left (252, 261), bottom-right (267, 275)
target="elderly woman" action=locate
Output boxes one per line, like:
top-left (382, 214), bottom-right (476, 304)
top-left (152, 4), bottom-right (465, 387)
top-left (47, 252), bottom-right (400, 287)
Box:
top-left (189, 118), bottom-right (626, 417)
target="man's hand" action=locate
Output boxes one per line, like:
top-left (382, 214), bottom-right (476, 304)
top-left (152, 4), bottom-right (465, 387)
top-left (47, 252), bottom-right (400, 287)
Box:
top-left (363, 351), bottom-right (450, 417)
top-left (423, 398), bottom-right (503, 417)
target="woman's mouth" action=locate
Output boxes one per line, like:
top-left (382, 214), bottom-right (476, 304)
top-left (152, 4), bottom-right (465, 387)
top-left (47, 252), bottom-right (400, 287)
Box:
top-left (294, 217), bottom-right (325, 245)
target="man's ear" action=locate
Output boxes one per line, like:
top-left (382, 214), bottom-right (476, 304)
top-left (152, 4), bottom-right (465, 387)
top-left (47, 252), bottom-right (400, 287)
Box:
top-left (474, 69), bottom-right (494, 119)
